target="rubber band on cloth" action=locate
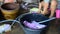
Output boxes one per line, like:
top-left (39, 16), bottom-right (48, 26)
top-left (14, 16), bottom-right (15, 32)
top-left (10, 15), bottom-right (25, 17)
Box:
top-left (44, 0), bottom-right (50, 3)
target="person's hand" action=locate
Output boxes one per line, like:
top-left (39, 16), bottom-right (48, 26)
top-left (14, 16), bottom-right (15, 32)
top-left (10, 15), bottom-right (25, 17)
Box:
top-left (38, 10), bottom-right (45, 15)
top-left (41, 11), bottom-right (44, 15)
top-left (41, 11), bottom-right (49, 15)
top-left (38, 10), bottom-right (42, 13)
top-left (41, 11), bottom-right (46, 15)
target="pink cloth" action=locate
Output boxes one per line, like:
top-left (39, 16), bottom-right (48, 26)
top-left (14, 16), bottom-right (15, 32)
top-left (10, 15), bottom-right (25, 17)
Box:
top-left (23, 21), bottom-right (46, 29)
top-left (56, 9), bottom-right (60, 18)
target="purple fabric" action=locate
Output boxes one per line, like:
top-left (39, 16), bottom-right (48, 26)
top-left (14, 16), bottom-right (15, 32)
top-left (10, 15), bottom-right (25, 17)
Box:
top-left (23, 21), bottom-right (46, 29)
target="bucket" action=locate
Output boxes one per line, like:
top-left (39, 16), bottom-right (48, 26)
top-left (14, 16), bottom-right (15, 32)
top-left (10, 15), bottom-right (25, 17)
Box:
top-left (56, 9), bottom-right (60, 18)
top-left (18, 13), bottom-right (50, 34)
top-left (1, 3), bottom-right (19, 20)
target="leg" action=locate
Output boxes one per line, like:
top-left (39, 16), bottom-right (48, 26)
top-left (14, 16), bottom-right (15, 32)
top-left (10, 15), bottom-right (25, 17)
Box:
top-left (42, 0), bottom-right (50, 15)
top-left (49, 0), bottom-right (57, 18)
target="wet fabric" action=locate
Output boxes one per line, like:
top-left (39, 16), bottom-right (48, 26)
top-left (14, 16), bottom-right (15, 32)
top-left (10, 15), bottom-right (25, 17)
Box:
top-left (23, 21), bottom-right (46, 29)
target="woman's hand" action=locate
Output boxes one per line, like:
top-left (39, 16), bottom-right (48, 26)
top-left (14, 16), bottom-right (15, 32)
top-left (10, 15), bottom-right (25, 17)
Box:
top-left (38, 10), bottom-right (42, 13)
top-left (41, 10), bottom-right (49, 15)
top-left (38, 10), bottom-right (44, 14)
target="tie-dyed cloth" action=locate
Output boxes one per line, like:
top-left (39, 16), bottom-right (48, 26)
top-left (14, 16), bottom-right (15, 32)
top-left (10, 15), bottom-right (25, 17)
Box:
top-left (23, 21), bottom-right (46, 30)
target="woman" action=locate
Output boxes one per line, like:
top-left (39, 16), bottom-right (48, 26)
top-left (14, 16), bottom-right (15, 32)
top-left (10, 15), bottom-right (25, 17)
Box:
top-left (39, 0), bottom-right (57, 18)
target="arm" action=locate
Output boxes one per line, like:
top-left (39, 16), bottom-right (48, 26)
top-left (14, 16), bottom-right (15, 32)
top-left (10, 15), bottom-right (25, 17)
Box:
top-left (38, 2), bottom-right (42, 13)
top-left (38, 1), bottom-right (44, 13)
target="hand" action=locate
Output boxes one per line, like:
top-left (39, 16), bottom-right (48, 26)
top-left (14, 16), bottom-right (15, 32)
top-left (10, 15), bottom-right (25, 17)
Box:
top-left (41, 11), bottom-right (46, 15)
top-left (38, 10), bottom-right (45, 15)
top-left (37, 10), bottom-right (42, 13)
top-left (41, 11), bottom-right (49, 15)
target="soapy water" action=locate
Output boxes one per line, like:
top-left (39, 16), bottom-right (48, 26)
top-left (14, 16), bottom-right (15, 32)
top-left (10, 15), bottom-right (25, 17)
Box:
top-left (23, 21), bottom-right (46, 30)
